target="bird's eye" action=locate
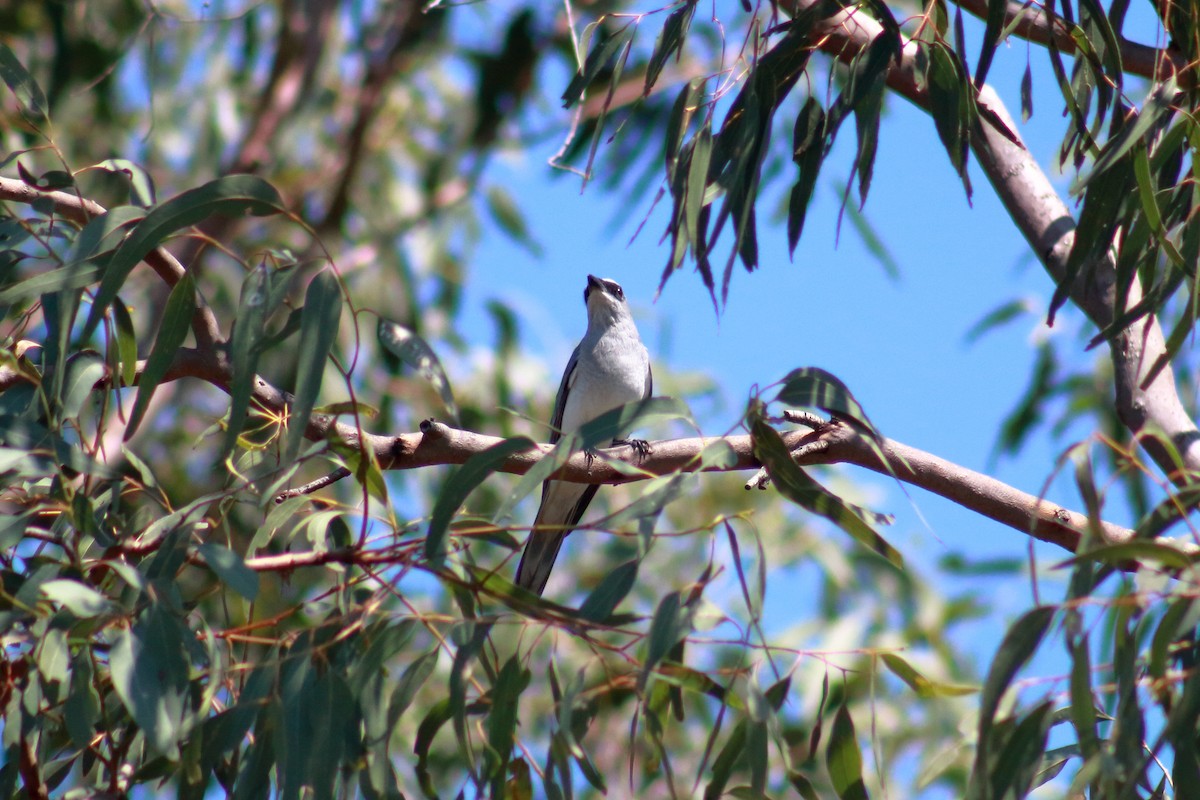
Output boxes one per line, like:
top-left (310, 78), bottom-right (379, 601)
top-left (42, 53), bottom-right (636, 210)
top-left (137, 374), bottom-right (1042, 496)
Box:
top-left (613, 286), bottom-right (624, 299)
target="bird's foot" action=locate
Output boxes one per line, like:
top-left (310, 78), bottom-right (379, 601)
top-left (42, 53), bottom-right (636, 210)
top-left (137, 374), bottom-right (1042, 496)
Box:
top-left (614, 438), bottom-right (651, 461)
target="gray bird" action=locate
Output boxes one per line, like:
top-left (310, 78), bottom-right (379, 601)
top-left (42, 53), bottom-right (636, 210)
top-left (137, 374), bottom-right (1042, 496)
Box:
top-left (515, 275), bottom-right (652, 595)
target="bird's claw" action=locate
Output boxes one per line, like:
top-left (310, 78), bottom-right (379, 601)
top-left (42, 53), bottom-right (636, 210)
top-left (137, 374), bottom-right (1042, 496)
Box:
top-left (615, 438), bottom-right (651, 461)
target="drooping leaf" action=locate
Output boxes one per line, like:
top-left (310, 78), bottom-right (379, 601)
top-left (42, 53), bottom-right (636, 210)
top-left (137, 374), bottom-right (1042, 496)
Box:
top-left (561, 22), bottom-right (637, 108)
top-left (378, 318), bottom-right (459, 424)
top-left (577, 559), bottom-right (639, 622)
top-left (285, 270), bottom-right (342, 462)
top-left (972, 605), bottom-right (1057, 786)
top-left (787, 97), bottom-right (826, 257)
top-left (91, 158), bottom-right (158, 206)
top-left (774, 367), bottom-right (879, 436)
top-left (223, 263), bottom-right (273, 458)
top-left (425, 436), bottom-right (535, 566)
top-left (827, 703), bottom-right (869, 800)
top-left (751, 411), bottom-right (900, 567)
top-left (39, 579), bottom-right (116, 618)
top-left (881, 653), bottom-right (977, 698)
top-left (644, 1), bottom-right (696, 95)
top-left (125, 273), bottom-right (196, 439)
top-left (975, 0), bottom-right (1008, 89)
top-left (0, 43), bottom-right (48, 125)
top-left (109, 604), bottom-right (193, 757)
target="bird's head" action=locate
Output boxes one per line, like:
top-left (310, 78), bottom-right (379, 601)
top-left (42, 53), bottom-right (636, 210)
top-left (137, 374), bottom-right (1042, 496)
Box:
top-left (583, 275), bottom-right (630, 326)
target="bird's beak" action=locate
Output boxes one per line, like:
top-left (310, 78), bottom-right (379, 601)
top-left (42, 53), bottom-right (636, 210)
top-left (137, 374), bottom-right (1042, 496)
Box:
top-left (585, 274), bottom-right (604, 303)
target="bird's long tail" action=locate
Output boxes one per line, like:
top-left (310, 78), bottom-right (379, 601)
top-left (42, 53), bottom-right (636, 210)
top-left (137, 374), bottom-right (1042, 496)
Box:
top-left (514, 529), bottom-right (567, 595)
top-left (515, 480), bottom-right (599, 595)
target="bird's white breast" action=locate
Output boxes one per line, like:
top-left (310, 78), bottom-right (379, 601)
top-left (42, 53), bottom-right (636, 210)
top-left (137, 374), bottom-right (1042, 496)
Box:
top-left (560, 321), bottom-right (649, 435)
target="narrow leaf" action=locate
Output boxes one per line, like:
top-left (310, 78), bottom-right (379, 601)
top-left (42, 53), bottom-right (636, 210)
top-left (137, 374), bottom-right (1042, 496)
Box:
top-left (285, 270), bottom-right (342, 462)
top-left (827, 704), bottom-right (869, 800)
top-left (425, 437), bottom-right (535, 566)
top-left (125, 273), bottom-right (196, 439)
top-left (0, 43), bottom-right (48, 125)
top-left (378, 319), bottom-right (459, 424)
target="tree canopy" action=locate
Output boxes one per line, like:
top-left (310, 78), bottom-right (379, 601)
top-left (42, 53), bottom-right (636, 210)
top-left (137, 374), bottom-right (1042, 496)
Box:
top-left (2, 0), bottom-right (1200, 798)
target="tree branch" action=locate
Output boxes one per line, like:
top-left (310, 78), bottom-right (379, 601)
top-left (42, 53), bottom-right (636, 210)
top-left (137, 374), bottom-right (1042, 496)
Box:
top-left (0, 177), bottom-right (223, 350)
top-left (788, 1), bottom-right (1200, 481)
top-left (0, 292), bottom-right (1134, 556)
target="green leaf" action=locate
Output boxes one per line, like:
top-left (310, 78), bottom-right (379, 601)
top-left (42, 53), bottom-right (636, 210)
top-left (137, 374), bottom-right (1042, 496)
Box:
top-left (483, 656), bottom-right (532, 797)
top-left (60, 352), bottom-right (106, 420)
top-left (377, 319), bottom-right (459, 424)
top-left (125, 272), bottom-right (196, 439)
top-left (925, 42), bottom-right (971, 189)
top-left (485, 185), bottom-right (542, 257)
top-left (577, 559), bottom-right (638, 622)
top-left (640, 591), bottom-right (687, 690)
top-left (774, 367), bottom-right (878, 434)
top-left (561, 22), bottom-right (637, 108)
top-left (684, 123), bottom-right (713, 255)
top-left (974, 0), bottom-right (1007, 89)
top-left (91, 158), bottom-right (157, 206)
top-left (109, 604), bottom-right (193, 756)
top-left (223, 264), bottom-right (273, 458)
top-left (84, 175), bottom-right (283, 338)
top-left (1054, 540), bottom-right (1197, 571)
top-left (1071, 81), bottom-right (1175, 195)
top-left (64, 651), bottom-right (100, 750)
top-left (0, 263), bottom-right (100, 305)
top-left (425, 436), bottom-right (534, 566)
top-left (1049, 151), bottom-right (1136, 325)
top-left (39, 579), bottom-right (115, 618)
top-left (644, 1), bottom-right (695, 95)
top-left (197, 543), bottom-right (260, 601)
top-left (839, 188), bottom-right (900, 280)
top-left (0, 43), bottom-right (48, 125)
top-left (705, 720), bottom-right (747, 800)
top-left (285, 270), bottom-right (342, 462)
top-left (964, 298), bottom-right (1033, 344)
top-left (750, 413), bottom-right (901, 567)
top-left (391, 650), bottom-right (440, 725)
top-left (882, 652), bottom-right (977, 698)
top-left (788, 98), bottom-right (826, 255)
top-left (827, 703), bottom-right (868, 800)
top-left (112, 297), bottom-right (139, 388)
top-left (973, 605), bottom-right (1056, 785)
top-left (989, 700), bottom-right (1055, 798)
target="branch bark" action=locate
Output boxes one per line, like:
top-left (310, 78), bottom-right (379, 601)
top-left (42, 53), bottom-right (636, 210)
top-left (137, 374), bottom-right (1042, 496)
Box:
top-left (789, 1), bottom-right (1200, 481)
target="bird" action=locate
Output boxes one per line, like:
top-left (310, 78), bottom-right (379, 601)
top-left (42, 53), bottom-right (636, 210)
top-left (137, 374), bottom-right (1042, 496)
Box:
top-left (514, 275), bottom-right (653, 595)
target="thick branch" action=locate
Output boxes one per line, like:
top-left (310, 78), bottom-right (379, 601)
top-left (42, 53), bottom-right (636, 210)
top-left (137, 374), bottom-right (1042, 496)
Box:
top-left (791, 1), bottom-right (1200, 480)
top-left (359, 419), bottom-right (1129, 554)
